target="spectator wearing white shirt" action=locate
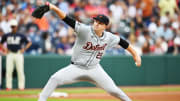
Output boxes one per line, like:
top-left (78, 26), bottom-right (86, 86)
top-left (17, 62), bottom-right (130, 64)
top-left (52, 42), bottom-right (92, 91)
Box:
top-left (155, 23), bottom-right (174, 41)
top-left (0, 16), bottom-right (11, 33)
top-left (148, 16), bottom-right (157, 34)
top-left (127, 0), bottom-right (136, 19)
top-left (109, 0), bottom-right (124, 32)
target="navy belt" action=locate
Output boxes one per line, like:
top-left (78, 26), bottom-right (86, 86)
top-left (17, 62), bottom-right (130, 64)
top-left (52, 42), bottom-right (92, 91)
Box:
top-left (10, 50), bottom-right (19, 53)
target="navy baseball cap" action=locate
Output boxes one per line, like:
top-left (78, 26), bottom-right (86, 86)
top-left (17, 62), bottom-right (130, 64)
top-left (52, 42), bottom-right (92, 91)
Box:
top-left (93, 14), bottom-right (109, 25)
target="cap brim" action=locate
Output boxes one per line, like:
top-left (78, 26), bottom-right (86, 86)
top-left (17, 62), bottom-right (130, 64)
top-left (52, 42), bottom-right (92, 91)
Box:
top-left (11, 24), bottom-right (17, 26)
top-left (93, 17), bottom-right (106, 25)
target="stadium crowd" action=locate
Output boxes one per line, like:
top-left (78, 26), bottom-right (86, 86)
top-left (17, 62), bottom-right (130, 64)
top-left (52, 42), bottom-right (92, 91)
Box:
top-left (0, 0), bottom-right (180, 56)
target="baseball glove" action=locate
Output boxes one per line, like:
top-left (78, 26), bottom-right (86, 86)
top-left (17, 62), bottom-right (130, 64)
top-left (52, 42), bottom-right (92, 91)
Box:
top-left (32, 5), bottom-right (50, 19)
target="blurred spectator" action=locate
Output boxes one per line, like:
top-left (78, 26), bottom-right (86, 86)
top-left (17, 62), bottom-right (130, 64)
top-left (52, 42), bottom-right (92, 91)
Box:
top-left (148, 16), bottom-right (158, 34)
top-left (65, 34), bottom-right (75, 55)
top-left (117, 18), bottom-right (131, 39)
top-left (106, 46), bottom-right (125, 55)
top-left (24, 2), bottom-right (34, 13)
top-left (159, 0), bottom-right (180, 18)
top-left (155, 23), bottom-right (174, 41)
top-left (142, 40), bottom-right (150, 55)
top-left (26, 27), bottom-right (41, 55)
top-left (178, 0), bottom-right (180, 7)
top-left (0, 15), bottom-right (11, 33)
top-left (127, 0), bottom-right (136, 19)
top-left (41, 32), bottom-right (53, 54)
top-left (151, 37), bottom-right (167, 55)
top-left (129, 20), bottom-right (135, 34)
top-left (172, 36), bottom-right (180, 55)
top-left (72, 0), bottom-right (88, 23)
top-left (0, 0), bottom-right (6, 16)
top-left (34, 17), bottom-right (49, 31)
top-left (0, 28), bottom-right (3, 41)
top-left (160, 11), bottom-right (170, 25)
top-left (58, 24), bottom-right (68, 37)
top-left (5, 4), bottom-right (14, 19)
top-left (84, 0), bottom-right (98, 17)
top-left (109, 0), bottom-right (124, 22)
top-left (0, 28), bottom-right (4, 55)
top-left (96, 0), bottom-right (109, 16)
top-left (135, 15), bottom-right (144, 30)
top-left (138, 29), bottom-right (153, 48)
top-left (161, 37), bottom-right (168, 53)
top-left (167, 33), bottom-right (180, 55)
top-left (128, 34), bottom-right (142, 55)
top-left (57, 0), bottom-right (69, 14)
top-left (109, 0), bottom-right (124, 32)
top-left (171, 16), bottom-right (179, 31)
top-left (36, 0), bottom-right (44, 6)
top-left (68, 34), bottom-right (75, 47)
top-left (136, 0), bottom-right (154, 26)
top-left (0, 0), bottom-right (179, 55)
top-left (56, 36), bottom-right (71, 55)
top-left (134, 15), bottom-right (144, 37)
top-left (47, 14), bottom-right (60, 36)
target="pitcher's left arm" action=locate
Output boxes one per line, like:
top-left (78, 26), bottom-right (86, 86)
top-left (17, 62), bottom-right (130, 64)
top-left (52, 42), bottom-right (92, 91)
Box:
top-left (119, 38), bottom-right (141, 67)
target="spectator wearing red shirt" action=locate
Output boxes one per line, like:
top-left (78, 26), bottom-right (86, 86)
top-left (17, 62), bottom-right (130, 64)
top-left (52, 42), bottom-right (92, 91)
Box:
top-left (96, 0), bottom-right (109, 16)
top-left (84, 0), bottom-right (98, 17)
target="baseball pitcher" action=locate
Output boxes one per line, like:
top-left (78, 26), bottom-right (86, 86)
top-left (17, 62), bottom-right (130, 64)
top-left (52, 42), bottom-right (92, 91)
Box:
top-left (32, 2), bottom-right (141, 101)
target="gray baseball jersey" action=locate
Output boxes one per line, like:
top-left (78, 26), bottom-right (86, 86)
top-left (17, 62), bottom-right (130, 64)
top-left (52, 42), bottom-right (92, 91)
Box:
top-left (71, 21), bottom-right (120, 67)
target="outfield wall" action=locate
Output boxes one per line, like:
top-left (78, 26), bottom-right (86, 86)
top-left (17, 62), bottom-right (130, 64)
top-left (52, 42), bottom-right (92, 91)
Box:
top-left (1, 55), bottom-right (180, 88)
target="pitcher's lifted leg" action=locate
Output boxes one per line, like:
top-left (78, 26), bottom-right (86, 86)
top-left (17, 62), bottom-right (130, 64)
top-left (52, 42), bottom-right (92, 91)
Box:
top-left (88, 64), bottom-right (132, 101)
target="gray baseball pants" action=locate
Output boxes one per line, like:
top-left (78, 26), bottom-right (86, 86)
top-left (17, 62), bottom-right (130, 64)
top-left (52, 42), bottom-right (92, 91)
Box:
top-left (38, 64), bottom-right (131, 101)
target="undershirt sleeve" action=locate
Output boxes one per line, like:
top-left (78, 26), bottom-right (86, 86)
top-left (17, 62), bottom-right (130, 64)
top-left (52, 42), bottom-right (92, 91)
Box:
top-left (62, 15), bottom-right (76, 29)
top-left (118, 38), bottom-right (129, 49)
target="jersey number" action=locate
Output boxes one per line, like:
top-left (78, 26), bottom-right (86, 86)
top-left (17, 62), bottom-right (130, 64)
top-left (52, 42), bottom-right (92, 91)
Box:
top-left (96, 52), bottom-right (103, 59)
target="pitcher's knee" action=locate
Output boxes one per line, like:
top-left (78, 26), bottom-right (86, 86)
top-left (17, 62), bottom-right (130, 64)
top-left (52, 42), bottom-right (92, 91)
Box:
top-left (49, 74), bottom-right (64, 85)
top-left (49, 75), bottom-right (58, 83)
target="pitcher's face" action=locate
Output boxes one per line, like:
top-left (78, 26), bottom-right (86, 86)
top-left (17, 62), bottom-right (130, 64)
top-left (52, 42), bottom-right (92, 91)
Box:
top-left (93, 20), bottom-right (106, 31)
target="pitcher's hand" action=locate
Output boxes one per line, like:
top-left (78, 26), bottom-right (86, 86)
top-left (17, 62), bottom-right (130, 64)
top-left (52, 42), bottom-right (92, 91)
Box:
top-left (134, 55), bottom-right (141, 67)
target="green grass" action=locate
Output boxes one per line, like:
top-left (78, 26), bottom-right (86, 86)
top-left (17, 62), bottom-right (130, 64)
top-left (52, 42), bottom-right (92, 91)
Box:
top-left (1, 86), bottom-right (180, 95)
top-left (121, 86), bottom-right (180, 92)
top-left (0, 98), bottom-right (117, 101)
top-left (0, 86), bottom-right (180, 101)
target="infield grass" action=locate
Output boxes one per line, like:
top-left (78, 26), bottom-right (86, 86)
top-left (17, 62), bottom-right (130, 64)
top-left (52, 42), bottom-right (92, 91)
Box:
top-left (0, 86), bottom-right (180, 101)
top-left (0, 98), bottom-right (118, 101)
top-left (1, 86), bottom-right (180, 95)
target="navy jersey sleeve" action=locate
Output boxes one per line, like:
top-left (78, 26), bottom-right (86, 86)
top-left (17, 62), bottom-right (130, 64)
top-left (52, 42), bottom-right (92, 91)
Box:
top-left (1, 34), bottom-right (7, 44)
top-left (21, 35), bottom-right (29, 44)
